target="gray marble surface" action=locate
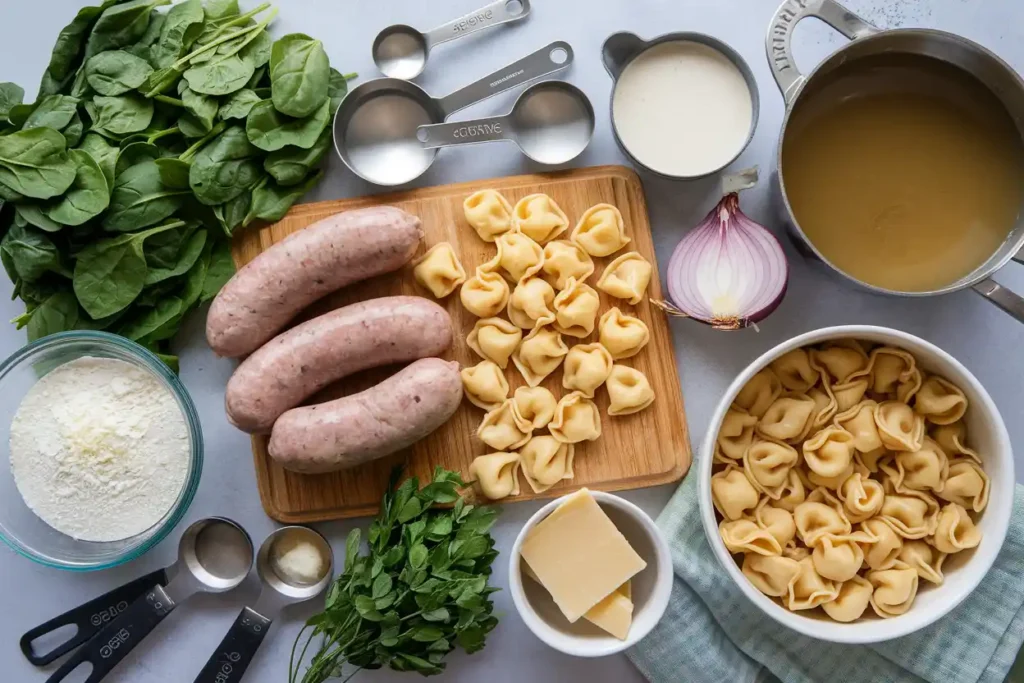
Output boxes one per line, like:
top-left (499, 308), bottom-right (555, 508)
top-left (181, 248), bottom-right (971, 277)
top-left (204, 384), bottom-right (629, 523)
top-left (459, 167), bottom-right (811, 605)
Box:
top-left (1, 1), bottom-right (1023, 682)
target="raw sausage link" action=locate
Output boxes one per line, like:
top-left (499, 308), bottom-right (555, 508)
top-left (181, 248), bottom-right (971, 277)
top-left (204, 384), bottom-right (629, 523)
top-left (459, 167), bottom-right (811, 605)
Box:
top-left (206, 206), bottom-right (423, 357)
top-left (225, 296), bottom-right (453, 433)
top-left (268, 358), bottom-right (463, 474)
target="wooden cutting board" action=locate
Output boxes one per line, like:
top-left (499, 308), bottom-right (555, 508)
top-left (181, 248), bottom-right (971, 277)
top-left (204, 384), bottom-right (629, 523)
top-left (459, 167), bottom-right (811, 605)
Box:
top-left (232, 165), bottom-right (691, 522)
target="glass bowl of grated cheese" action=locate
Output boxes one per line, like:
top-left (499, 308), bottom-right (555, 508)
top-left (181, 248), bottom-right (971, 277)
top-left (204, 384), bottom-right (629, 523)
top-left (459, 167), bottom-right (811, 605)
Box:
top-left (0, 331), bottom-right (203, 570)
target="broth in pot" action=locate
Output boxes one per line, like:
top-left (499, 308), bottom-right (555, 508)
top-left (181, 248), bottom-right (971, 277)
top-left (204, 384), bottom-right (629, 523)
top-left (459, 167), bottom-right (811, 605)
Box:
top-left (782, 55), bottom-right (1024, 292)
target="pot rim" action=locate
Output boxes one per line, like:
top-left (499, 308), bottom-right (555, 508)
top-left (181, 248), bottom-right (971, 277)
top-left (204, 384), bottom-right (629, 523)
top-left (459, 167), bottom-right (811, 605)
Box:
top-left (774, 27), bottom-right (1024, 297)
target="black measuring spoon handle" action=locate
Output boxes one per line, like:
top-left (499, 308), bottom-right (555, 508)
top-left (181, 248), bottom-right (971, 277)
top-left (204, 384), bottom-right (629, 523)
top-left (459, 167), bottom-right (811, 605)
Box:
top-left (193, 607), bottom-right (272, 683)
top-left (45, 583), bottom-right (178, 683)
top-left (20, 568), bottom-right (168, 666)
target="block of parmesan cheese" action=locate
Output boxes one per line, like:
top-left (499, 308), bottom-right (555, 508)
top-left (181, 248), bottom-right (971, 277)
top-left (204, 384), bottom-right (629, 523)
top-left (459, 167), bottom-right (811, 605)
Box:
top-left (520, 488), bottom-right (646, 622)
top-left (522, 564), bottom-right (634, 639)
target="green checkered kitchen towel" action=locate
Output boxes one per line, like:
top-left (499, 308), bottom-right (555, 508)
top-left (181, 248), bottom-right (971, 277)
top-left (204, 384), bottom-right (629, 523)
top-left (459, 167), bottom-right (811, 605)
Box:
top-left (627, 472), bottom-right (1024, 683)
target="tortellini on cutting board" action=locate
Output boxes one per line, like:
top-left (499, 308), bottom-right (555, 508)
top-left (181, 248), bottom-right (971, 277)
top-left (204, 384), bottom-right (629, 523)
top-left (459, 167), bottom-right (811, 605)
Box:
top-left (562, 343), bottom-right (613, 397)
top-left (464, 189), bottom-right (515, 242)
top-left (552, 277), bottom-right (600, 338)
top-left (542, 240), bottom-right (594, 290)
top-left (461, 267), bottom-right (510, 318)
top-left (519, 435), bottom-right (575, 493)
top-left (606, 365), bottom-right (655, 416)
top-left (412, 242), bottom-right (466, 298)
top-left (468, 452), bottom-right (521, 500)
top-left (460, 360), bottom-right (510, 411)
top-left (513, 193), bottom-right (569, 244)
top-left (507, 275), bottom-right (556, 329)
top-left (512, 321), bottom-right (568, 387)
top-left (549, 391), bottom-right (602, 444)
top-left (511, 386), bottom-right (557, 431)
top-left (477, 399), bottom-right (531, 451)
top-left (467, 317), bottom-right (522, 369)
top-left (597, 252), bottom-right (651, 305)
top-left (495, 230), bottom-right (544, 282)
top-left (598, 308), bottom-right (650, 359)
top-left (571, 203), bottom-right (630, 257)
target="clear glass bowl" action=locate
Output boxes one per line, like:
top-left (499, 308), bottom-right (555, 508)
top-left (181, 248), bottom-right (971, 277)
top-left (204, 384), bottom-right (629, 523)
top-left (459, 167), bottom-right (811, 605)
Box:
top-left (0, 331), bottom-right (203, 571)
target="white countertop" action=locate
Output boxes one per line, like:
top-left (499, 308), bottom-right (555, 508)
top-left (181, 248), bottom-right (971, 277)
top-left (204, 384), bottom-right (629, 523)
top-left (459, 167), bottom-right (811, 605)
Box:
top-left (2, 1), bottom-right (1024, 682)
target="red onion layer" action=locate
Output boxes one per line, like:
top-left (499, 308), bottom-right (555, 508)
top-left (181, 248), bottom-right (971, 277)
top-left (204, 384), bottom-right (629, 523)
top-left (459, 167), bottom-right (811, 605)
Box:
top-left (663, 193), bottom-right (788, 330)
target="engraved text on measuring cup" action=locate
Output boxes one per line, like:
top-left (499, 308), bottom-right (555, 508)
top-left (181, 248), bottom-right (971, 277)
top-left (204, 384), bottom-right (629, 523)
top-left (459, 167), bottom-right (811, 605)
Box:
top-left (490, 69), bottom-right (525, 88)
top-left (90, 600), bottom-right (129, 626)
top-left (453, 123), bottom-right (502, 138)
top-left (213, 651), bottom-right (241, 683)
top-left (99, 629), bottom-right (131, 659)
top-left (453, 9), bottom-right (493, 33)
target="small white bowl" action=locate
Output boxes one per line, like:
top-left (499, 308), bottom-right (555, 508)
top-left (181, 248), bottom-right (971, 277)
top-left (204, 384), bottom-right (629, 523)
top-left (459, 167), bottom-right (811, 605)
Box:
top-left (508, 490), bottom-right (673, 657)
top-left (699, 325), bottom-right (1014, 644)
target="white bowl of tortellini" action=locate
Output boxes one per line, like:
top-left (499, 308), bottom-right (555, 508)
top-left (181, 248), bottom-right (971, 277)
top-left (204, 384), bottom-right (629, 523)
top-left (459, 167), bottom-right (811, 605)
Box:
top-left (699, 325), bottom-right (1013, 643)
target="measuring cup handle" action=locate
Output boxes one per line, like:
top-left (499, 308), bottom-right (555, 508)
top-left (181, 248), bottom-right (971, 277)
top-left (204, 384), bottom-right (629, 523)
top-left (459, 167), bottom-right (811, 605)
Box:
top-left (192, 607), bottom-right (272, 683)
top-left (418, 115), bottom-right (514, 150)
top-left (766, 0), bottom-right (878, 102)
top-left (45, 585), bottom-right (177, 683)
top-left (973, 277), bottom-right (1024, 324)
top-left (19, 568), bottom-right (169, 667)
top-left (601, 32), bottom-right (645, 79)
top-left (436, 40), bottom-right (573, 118)
top-left (423, 0), bottom-right (532, 48)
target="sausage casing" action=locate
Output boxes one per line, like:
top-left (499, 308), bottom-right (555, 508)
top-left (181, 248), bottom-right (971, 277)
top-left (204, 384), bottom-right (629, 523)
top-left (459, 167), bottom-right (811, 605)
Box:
top-left (207, 206), bottom-right (422, 357)
top-left (268, 358), bottom-right (463, 473)
top-left (225, 296), bottom-right (453, 433)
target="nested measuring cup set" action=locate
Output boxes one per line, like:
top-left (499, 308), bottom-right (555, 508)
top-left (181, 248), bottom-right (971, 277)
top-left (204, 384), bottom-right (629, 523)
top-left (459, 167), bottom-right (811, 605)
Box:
top-left (336, 0), bottom-right (596, 185)
top-left (21, 518), bottom-right (333, 683)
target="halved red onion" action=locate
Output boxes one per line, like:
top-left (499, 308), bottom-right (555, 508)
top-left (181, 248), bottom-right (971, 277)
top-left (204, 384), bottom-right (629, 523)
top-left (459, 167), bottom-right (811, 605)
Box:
top-left (660, 191), bottom-right (788, 330)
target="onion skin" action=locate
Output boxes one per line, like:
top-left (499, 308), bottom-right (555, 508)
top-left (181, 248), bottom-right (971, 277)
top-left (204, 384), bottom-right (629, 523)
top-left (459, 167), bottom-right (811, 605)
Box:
top-left (662, 193), bottom-right (789, 329)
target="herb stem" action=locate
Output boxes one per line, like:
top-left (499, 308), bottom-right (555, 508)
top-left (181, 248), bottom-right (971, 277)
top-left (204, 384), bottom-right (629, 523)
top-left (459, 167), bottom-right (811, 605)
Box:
top-left (179, 121), bottom-right (226, 163)
top-left (154, 96), bottom-right (184, 108)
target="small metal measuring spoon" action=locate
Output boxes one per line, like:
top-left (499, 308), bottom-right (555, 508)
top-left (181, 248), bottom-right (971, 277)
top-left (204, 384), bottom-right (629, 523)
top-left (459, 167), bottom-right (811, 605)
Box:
top-left (373, 0), bottom-right (532, 80)
top-left (417, 81), bottom-right (595, 165)
top-left (334, 41), bottom-right (573, 186)
top-left (193, 527), bottom-right (333, 683)
top-left (45, 518), bottom-right (253, 683)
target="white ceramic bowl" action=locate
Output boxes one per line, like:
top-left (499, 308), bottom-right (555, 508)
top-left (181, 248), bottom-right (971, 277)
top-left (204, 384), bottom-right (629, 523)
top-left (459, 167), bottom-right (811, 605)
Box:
top-left (699, 325), bottom-right (1014, 644)
top-left (509, 490), bottom-right (673, 656)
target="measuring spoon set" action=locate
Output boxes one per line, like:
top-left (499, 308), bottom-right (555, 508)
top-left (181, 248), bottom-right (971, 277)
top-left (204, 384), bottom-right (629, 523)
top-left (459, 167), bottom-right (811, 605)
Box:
top-left (337, 2), bottom-right (594, 185)
top-left (20, 517), bottom-right (333, 683)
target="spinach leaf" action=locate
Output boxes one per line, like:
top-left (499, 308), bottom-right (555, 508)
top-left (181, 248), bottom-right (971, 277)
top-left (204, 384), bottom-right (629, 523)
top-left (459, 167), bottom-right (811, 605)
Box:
top-left (244, 170), bottom-right (322, 226)
top-left (130, 8), bottom-right (166, 59)
top-left (86, 94), bottom-right (154, 136)
top-left (85, 50), bottom-right (153, 96)
top-left (150, 0), bottom-right (205, 68)
top-left (1, 224), bottom-right (65, 281)
top-left (0, 83), bottom-right (26, 122)
top-left (61, 112), bottom-right (85, 148)
top-left (270, 33), bottom-right (329, 118)
top-left (188, 125), bottom-right (261, 205)
top-left (84, 0), bottom-right (170, 62)
top-left (218, 89), bottom-right (261, 120)
top-left (184, 54), bottom-right (254, 97)
top-left (221, 189), bottom-right (250, 235)
top-left (23, 95), bottom-right (80, 131)
top-left (154, 157), bottom-right (190, 189)
top-left (245, 98), bottom-right (329, 152)
top-left (178, 82), bottom-right (217, 136)
top-left (46, 149), bottom-right (110, 226)
top-left (205, 0), bottom-right (240, 21)
top-left (328, 68), bottom-right (354, 113)
top-left (18, 275), bottom-right (67, 308)
top-left (104, 160), bottom-right (189, 231)
top-left (115, 141), bottom-right (159, 176)
top-left (145, 227), bottom-right (206, 284)
top-left (201, 238), bottom-right (234, 301)
top-left (27, 291), bottom-right (81, 341)
top-left (0, 128), bottom-right (76, 200)
top-left (16, 204), bottom-right (63, 232)
top-left (6, 103), bottom-right (35, 129)
top-left (73, 221), bottom-right (178, 318)
top-left (240, 29), bottom-right (273, 70)
top-left (116, 295), bottom-right (182, 340)
top-left (264, 126), bottom-right (330, 186)
top-left (143, 221), bottom-right (196, 269)
top-left (180, 236), bottom-right (211, 309)
top-left (39, 2), bottom-right (113, 91)
top-left (79, 133), bottom-right (118, 188)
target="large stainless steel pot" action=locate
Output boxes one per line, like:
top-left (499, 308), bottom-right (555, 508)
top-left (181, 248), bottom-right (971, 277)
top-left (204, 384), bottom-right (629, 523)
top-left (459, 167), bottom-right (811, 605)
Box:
top-left (767, 0), bottom-right (1024, 323)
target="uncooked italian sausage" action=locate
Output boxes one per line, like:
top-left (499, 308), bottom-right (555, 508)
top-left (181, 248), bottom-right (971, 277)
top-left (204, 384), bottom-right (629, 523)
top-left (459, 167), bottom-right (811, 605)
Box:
top-left (225, 296), bottom-right (453, 433)
top-left (268, 358), bottom-right (463, 474)
top-left (206, 206), bottom-right (423, 357)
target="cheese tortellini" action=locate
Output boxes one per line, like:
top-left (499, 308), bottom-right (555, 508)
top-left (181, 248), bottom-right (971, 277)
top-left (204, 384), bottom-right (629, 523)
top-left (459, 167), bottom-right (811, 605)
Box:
top-left (413, 242), bottom-right (466, 298)
top-left (461, 267), bottom-right (510, 318)
top-left (468, 452), bottom-right (521, 500)
top-left (513, 193), bottom-right (569, 244)
top-left (596, 252), bottom-right (651, 305)
top-left (552, 277), bottom-right (600, 338)
top-left (598, 308), bottom-right (649, 359)
top-left (519, 435), bottom-right (575, 493)
top-left (464, 189), bottom-right (514, 242)
top-left (477, 399), bottom-right (531, 451)
top-left (507, 275), bottom-right (556, 329)
top-left (467, 317), bottom-right (521, 369)
top-left (549, 391), bottom-right (602, 444)
top-left (713, 338), bottom-right (988, 623)
top-left (562, 343), bottom-right (613, 397)
top-left (495, 230), bottom-right (544, 282)
top-left (511, 321), bottom-right (568, 387)
top-left (606, 365), bottom-right (655, 416)
top-left (511, 386), bottom-right (557, 430)
top-left (542, 240), bottom-right (594, 290)
top-left (460, 360), bottom-right (509, 411)
top-left (571, 203), bottom-right (630, 257)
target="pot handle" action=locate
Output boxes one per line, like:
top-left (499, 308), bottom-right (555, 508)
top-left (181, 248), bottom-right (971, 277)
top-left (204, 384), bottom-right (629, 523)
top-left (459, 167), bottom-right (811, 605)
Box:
top-left (766, 0), bottom-right (879, 102)
top-left (972, 278), bottom-right (1024, 324)
top-left (601, 32), bottom-right (645, 79)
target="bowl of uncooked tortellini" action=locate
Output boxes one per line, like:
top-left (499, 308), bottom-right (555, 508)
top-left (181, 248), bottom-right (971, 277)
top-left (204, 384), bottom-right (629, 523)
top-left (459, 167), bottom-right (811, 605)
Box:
top-left (699, 325), bottom-right (1013, 643)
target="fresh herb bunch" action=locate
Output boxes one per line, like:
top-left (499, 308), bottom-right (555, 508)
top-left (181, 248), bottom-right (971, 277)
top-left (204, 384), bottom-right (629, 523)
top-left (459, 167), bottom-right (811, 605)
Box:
top-left (290, 468), bottom-right (501, 682)
top-left (0, 0), bottom-right (353, 370)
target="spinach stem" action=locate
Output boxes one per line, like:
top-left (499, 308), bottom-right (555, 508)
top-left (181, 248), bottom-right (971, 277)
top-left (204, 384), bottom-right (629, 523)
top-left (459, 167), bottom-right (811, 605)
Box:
top-left (179, 121), bottom-right (226, 162)
top-left (146, 127), bottom-right (179, 144)
top-left (154, 96), bottom-right (184, 108)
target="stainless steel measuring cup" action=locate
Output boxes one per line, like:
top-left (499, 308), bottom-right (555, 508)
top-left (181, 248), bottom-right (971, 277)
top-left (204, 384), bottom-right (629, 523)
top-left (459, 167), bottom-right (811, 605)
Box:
top-left (417, 81), bottom-right (594, 165)
top-left (333, 41), bottom-right (573, 186)
top-left (193, 527), bottom-right (333, 683)
top-left (44, 518), bottom-right (253, 683)
top-left (373, 0), bottom-right (532, 79)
